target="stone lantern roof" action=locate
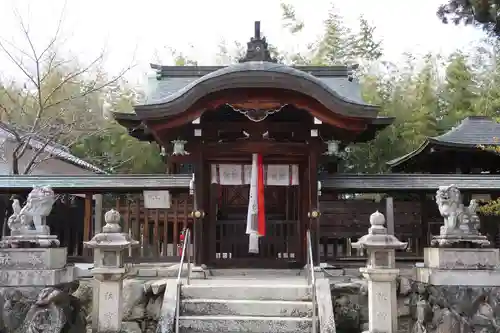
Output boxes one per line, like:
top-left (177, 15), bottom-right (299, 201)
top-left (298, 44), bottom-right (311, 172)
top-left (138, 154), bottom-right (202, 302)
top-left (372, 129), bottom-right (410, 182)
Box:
top-left (352, 211), bottom-right (408, 250)
top-left (84, 209), bottom-right (139, 250)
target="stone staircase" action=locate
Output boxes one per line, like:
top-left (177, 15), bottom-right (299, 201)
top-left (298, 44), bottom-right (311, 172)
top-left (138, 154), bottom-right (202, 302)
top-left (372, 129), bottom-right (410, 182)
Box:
top-left (176, 276), bottom-right (317, 332)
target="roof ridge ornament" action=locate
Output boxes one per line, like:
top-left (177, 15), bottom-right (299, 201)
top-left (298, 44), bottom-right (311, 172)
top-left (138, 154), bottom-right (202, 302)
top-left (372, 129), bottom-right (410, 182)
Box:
top-left (239, 21), bottom-right (278, 63)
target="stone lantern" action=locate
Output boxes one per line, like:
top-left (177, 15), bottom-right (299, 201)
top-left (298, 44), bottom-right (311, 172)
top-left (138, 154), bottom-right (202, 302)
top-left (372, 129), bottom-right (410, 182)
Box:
top-left (352, 210), bottom-right (407, 333)
top-left (84, 209), bottom-right (139, 333)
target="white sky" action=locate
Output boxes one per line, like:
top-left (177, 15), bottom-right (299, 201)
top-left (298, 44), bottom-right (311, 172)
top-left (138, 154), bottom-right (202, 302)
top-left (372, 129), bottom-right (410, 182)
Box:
top-left (0, 0), bottom-right (486, 85)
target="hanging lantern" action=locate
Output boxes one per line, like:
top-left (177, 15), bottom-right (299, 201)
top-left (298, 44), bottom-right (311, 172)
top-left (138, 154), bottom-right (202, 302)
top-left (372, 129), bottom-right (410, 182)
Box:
top-left (171, 140), bottom-right (190, 156)
top-left (323, 140), bottom-right (340, 156)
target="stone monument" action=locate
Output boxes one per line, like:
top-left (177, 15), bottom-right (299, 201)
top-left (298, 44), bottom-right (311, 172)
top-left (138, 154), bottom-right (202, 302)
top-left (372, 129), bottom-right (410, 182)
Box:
top-left (352, 210), bottom-right (407, 333)
top-left (0, 186), bottom-right (73, 286)
top-left (84, 208), bottom-right (139, 333)
top-left (417, 185), bottom-right (500, 286)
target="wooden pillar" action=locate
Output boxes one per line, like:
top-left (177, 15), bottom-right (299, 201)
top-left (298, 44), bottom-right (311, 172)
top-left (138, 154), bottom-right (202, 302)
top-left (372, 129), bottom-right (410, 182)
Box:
top-left (202, 161), bottom-right (211, 264)
top-left (84, 193), bottom-right (93, 258)
top-left (208, 182), bottom-right (217, 266)
top-left (299, 162), bottom-right (308, 265)
top-left (94, 194), bottom-right (103, 234)
top-left (193, 152), bottom-right (205, 266)
top-left (385, 197), bottom-right (395, 235)
top-left (308, 150), bottom-right (320, 265)
top-left (419, 193), bottom-right (428, 256)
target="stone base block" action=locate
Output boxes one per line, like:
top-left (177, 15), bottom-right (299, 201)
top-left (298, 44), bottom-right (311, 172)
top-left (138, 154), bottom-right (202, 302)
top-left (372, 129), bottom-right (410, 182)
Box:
top-left (0, 248), bottom-right (67, 270)
top-left (0, 266), bottom-right (74, 286)
top-left (424, 247), bottom-right (499, 269)
top-left (1, 234), bottom-right (60, 248)
top-left (416, 267), bottom-right (500, 286)
top-left (430, 232), bottom-right (491, 247)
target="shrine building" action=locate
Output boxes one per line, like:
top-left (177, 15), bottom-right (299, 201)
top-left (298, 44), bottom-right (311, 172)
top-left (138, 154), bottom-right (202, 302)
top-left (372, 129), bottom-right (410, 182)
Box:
top-left (112, 22), bottom-right (394, 268)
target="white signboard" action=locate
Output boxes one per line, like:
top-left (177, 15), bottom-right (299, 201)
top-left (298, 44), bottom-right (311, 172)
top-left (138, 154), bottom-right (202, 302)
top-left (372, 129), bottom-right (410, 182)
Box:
top-left (143, 191), bottom-right (171, 209)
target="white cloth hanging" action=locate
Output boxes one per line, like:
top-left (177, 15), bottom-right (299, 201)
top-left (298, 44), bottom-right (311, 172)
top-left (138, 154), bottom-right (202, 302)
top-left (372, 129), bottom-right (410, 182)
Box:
top-left (246, 154), bottom-right (260, 253)
top-left (266, 165), bottom-right (299, 186)
top-left (211, 163), bottom-right (299, 186)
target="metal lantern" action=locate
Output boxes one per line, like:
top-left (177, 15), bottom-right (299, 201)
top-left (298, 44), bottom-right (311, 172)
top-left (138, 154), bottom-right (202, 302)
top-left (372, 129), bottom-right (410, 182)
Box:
top-left (171, 140), bottom-right (190, 156)
top-left (323, 140), bottom-right (340, 156)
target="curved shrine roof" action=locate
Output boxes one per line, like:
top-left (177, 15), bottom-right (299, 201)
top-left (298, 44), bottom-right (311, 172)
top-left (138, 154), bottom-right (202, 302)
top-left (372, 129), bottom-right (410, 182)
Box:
top-left (133, 61), bottom-right (379, 120)
top-left (145, 63), bottom-right (373, 106)
top-left (387, 116), bottom-right (500, 170)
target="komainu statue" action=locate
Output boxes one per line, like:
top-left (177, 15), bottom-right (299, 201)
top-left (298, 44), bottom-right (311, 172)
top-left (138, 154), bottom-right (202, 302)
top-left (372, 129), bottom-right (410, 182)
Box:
top-left (7, 186), bottom-right (55, 236)
top-left (432, 185), bottom-right (490, 247)
top-left (2, 186), bottom-right (59, 248)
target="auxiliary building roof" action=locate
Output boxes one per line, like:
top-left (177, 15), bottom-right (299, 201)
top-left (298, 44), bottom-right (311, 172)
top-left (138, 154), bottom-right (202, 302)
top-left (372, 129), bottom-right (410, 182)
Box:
top-left (388, 116), bottom-right (500, 171)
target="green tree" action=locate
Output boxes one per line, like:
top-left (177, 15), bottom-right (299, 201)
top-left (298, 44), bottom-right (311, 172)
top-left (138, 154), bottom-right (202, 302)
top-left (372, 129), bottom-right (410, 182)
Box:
top-left (70, 84), bottom-right (165, 174)
top-left (437, 0), bottom-right (500, 37)
top-left (438, 51), bottom-right (479, 131)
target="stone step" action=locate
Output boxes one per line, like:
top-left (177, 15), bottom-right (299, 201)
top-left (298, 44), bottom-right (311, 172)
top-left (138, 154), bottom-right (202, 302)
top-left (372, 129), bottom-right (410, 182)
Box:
top-left (181, 299), bottom-right (313, 317)
top-left (207, 269), bottom-right (303, 277)
top-left (181, 284), bottom-right (312, 301)
top-left (178, 315), bottom-right (313, 333)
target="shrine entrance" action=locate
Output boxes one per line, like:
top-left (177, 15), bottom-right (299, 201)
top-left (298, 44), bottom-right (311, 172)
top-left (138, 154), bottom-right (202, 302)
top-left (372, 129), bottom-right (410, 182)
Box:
top-left (209, 163), bottom-right (302, 268)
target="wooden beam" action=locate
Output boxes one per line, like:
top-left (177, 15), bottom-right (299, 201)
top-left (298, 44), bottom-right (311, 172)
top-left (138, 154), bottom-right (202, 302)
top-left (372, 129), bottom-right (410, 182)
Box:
top-left (202, 122), bottom-right (309, 133)
top-left (204, 141), bottom-right (318, 155)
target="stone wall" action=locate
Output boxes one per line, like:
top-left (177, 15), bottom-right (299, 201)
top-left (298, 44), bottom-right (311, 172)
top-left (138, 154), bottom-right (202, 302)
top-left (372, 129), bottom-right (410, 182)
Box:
top-left (0, 283), bottom-right (85, 333)
top-left (74, 278), bottom-right (166, 333)
top-left (327, 269), bottom-right (500, 333)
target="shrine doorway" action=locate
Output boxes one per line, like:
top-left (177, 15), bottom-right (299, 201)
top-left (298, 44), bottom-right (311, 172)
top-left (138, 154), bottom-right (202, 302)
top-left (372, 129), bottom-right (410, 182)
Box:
top-left (208, 164), bottom-right (303, 268)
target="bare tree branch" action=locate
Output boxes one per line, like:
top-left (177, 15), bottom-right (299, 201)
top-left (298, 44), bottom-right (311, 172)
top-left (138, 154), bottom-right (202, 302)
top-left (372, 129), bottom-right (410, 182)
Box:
top-left (23, 131), bottom-right (61, 174)
top-left (41, 53), bottom-right (104, 107)
top-left (0, 3), bottom-right (137, 175)
top-left (43, 64), bottom-right (134, 111)
top-left (36, 0), bottom-right (66, 62)
top-left (0, 40), bottom-right (38, 89)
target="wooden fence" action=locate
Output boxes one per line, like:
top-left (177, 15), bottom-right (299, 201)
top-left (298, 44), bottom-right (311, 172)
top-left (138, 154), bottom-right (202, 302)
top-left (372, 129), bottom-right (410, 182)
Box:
top-left (107, 193), bottom-right (194, 261)
top-left (40, 192), bottom-right (500, 263)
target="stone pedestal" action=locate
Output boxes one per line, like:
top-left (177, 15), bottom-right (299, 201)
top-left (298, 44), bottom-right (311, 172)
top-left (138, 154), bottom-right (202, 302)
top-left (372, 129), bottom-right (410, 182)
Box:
top-left (84, 209), bottom-right (138, 333)
top-left (352, 211), bottom-right (407, 333)
top-left (0, 247), bottom-right (74, 286)
top-left (361, 268), bottom-right (399, 333)
top-left (424, 247), bottom-right (499, 270)
top-left (416, 247), bottom-right (500, 286)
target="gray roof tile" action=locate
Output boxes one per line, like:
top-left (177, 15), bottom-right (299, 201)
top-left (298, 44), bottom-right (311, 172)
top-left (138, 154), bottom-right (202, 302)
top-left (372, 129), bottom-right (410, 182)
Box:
top-left (0, 173), bottom-right (497, 193)
top-left (0, 123), bottom-right (106, 174)
top-left (387, 116), bottom-right (500, 168)
top-left (0, 174), bottom-right (191, 192)
top-left (143, 63), bottom-right (373, 107)
top-left (431, 116), bottom-right (500, 146)
top-left (321, 173), bottom-right (500, 192)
